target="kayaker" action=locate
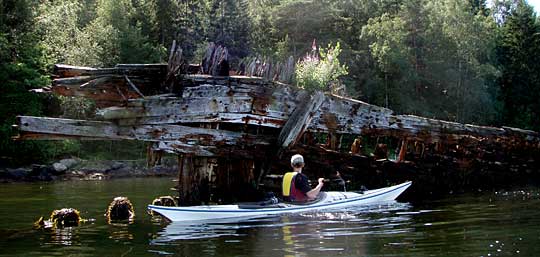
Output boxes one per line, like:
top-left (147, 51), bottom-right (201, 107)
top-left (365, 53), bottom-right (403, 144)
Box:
top-left (282, 154), bottom-right (325, 202)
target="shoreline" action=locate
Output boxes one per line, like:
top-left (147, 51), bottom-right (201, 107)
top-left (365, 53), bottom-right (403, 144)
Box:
top-left (0, 158), bottom-right (177, 183)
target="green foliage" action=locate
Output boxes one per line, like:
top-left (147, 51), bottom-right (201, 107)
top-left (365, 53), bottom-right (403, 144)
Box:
top-left (37, 1), bottom-right (83, 65)
top-left (37, 0), bottom-right (165, 67)
top-left (57, 96), bottom-right (97, 119)
top-left (496, 0), bottom-right (540, 130)
top-left (0, 0), bottom-right (60, 166)
top-left (206, 0), bottom-right (252, 64)
top-left (2, 0), bottom-right (540, 166)
top-left (295, 43), bottom-right (348, 92)
top-left (360, 0), bottom-right (500, 124)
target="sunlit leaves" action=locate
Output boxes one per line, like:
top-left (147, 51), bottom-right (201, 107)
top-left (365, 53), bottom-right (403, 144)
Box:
top-left (295, 42), bottom-right (348, 92)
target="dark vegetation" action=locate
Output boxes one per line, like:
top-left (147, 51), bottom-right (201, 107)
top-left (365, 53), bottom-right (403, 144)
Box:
top-left (1, 0), bottom-right (539, 166)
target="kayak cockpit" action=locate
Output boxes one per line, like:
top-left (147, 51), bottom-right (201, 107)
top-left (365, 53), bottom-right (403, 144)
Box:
top-left (237, 192), bottom-right (328, 209)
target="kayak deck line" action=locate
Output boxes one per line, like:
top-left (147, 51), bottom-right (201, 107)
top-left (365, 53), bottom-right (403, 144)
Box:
top-left (148, 181), bottom-right (412, 220)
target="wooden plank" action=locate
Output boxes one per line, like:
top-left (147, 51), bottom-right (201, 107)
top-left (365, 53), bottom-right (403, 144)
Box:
top-left (182, 74), bottom-right (266, 85)
top-left (53, 63), bottom-right (166, 80)
top-left (97, 97), bottom-right (254, 120)
top-left (51, 76), bottom-right (144, 107)
top-left (51, 84), bottom-right (140, 106)
top-left (18, 116), bottom-right (123, 139)
top-left (120, 124), bottom-right (272, 145)
top-left (180, 78), bottom-right (300, 115)
top-left (157, 142), bottom-right (216, 157)
top-left (54, 64), bottom-right (116, 78)
top-left (277, 91), bottom-right (324, 150)
top-left (114, 113), bottom-right (286, 128)
top-left (94, 87), bottom-right (539, 144)
top-left (124, 75), bottom-right (145, 97)
top-left (98, 80), bottom-right (299, 125)
top-left (115, 63), bottom-right (166, 70)
top-left (14, 133), bottom-right (110, 141)
top-left (17, 116), bottom-right (273, 146)
top-left (308, 94), bottom-right (540, 142)
top-left (53, 76), bottom-right (98, 86)
top-left (80, 76), bottom-right (121, 88)
top-left (163, 40), bottom-right (184, 90)
top-left (156, 141), bottom-right (271, 159)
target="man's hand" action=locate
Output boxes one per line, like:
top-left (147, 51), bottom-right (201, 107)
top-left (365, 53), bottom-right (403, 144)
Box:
top-left (307, 177), bottom-right (326, 200)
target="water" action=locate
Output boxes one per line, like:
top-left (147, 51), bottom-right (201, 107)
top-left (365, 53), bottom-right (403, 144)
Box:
top-left (1, 178), bottom-right (540, 256)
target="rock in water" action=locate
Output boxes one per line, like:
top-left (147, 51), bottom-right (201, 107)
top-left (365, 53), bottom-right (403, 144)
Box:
top-left (148, 196), bottom-right (177, 218)
top-left (59, 158), bottom-right (80, 169)
top-left (52, 163), bottom-right (68, 173)
top-left (34, 208), bottom-right (82, 228)
top-left (106, 197), bottom-right (135, 223)
top-left (51, 208), bottom-right (81, 227)
top-left (151, 196), bottom-right (177, 207)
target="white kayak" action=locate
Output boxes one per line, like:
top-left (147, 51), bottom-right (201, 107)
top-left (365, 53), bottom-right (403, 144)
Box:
top-left (148, 181), bottom-right (412, 222)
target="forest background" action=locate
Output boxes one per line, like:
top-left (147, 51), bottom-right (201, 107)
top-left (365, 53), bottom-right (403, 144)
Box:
top-left (1, 0), bottom-right (539, 166)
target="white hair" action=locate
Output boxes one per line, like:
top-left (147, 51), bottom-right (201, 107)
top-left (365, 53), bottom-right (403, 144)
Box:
top-left (290, 154), bottom-right (304, 167)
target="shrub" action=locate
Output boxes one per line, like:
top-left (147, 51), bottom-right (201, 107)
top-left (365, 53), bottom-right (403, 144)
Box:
top-left (295, 42), bottom-right (348, 92)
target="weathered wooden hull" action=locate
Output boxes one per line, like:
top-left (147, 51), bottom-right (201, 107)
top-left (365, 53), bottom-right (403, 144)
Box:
top-left (17, 73), bottom-right (539, 157)
top-left (15, 63), bottom-right (540, 203)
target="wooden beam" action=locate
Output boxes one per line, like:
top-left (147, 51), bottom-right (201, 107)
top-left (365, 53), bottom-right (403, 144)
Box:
top-left (277, 91), bottom-right (324, 151)
top-left (54, 64), bottom-right (116, 78)
top-left (124, 75), bottom-right (145, 97)
top-left (16, 116), bottom-right (273, 146)
top-left (113, 113), bottom-right (286, 128)
top-left (54, 63), bottom-right (166, 78)
top-left (158, 141), bottom-right (217, 157)
top-left (96, 97), bottom-right (254, 120)
top-left (309, 94), bottom-right (540, 142)
top-left (17, 116), bottom-right (123, 139)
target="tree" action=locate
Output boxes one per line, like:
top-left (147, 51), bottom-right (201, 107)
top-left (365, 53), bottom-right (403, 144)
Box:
top-left (426, 0), bottom-right (499, 123)
top-left (206, 0), bottom-right (252, 64)
top-left (272, 0), bottom-right (344, 58)
top-left (361, 13), bottom-right (410, 108)
top-left (359, 0), bottom-right (500, 124)
top-left (0, 0), bottom-right (63, 165)
top-left (175, 0), bottom-right (208, 61)
top-left (37, 0), bottom-right (165, 67)
top-left (496, 0), bottom-right (540, 130)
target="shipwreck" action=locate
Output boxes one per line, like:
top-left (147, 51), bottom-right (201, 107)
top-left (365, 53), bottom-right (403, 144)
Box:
top-left (15, 43), bottom-right (540, 204)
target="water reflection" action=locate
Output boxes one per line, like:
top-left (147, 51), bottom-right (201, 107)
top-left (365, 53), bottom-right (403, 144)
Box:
top-left (151, 216), bottom-right (278, 242)
top-left (6, 178), bottom-right (540, 257)
top-left (108, 223), bottom-right (134, 241)
top-left (281, 217), bottom-right (297, 257)
top-left (47, 227), bottom-right (79, 246)
top-left (149, 202), bottom-right (412, 256)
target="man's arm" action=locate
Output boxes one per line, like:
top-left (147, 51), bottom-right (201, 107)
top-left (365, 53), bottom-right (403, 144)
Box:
top-left (306, 178), bottom-right (324, 200)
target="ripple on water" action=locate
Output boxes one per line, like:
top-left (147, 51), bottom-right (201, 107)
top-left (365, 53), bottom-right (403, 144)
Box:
top-left (6, 178), bottom-right (540, 257)
top-left (150, 201), bottom-right (414, 243)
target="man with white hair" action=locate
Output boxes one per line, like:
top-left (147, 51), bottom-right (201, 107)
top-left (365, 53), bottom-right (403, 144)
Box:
top-left (282, 154), bottom-right (325, 202)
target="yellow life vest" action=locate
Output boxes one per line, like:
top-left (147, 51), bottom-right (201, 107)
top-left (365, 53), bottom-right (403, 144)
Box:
top-left (282, 172), bottom-right (297, 197)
